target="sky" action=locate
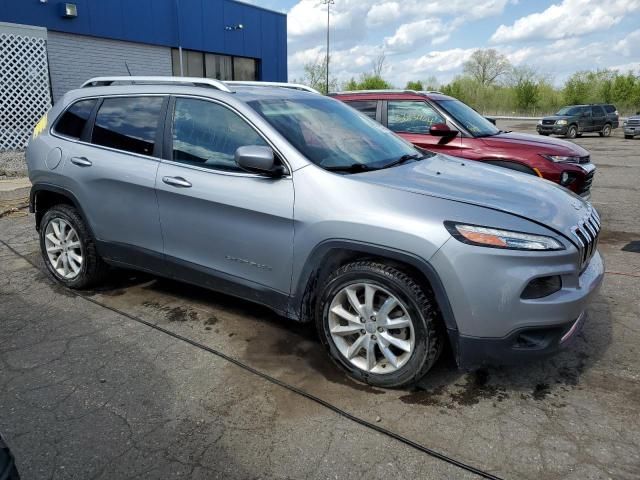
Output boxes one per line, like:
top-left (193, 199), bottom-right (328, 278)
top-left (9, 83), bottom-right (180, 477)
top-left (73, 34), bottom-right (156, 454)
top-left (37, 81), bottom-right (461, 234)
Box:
top-left (244, 0), bottom-right (640, 87)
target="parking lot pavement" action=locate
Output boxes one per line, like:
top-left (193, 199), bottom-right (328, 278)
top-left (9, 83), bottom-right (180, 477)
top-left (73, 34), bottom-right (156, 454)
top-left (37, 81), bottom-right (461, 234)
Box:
top-left (1, 122), bottom-right (639, 479)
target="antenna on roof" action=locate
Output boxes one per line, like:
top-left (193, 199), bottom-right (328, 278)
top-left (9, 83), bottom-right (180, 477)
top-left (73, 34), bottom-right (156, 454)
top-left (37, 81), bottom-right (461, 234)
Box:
top-left (124, 61), bottom-right (132, 76)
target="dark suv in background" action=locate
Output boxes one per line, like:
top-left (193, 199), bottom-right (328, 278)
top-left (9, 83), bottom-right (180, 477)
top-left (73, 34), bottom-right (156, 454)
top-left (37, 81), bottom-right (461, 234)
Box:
top-left (333, 90), bottom-right (596, 198)
top-left (537, 104), bottom-right (618, 138)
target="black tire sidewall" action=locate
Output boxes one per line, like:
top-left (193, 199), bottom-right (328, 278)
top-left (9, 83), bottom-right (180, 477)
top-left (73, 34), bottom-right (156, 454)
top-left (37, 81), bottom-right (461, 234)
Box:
top-left (39, 206), bottom-right (92, 289)
top-left (316, 265), bottom-right (436, 388)
top-left (602, 124), bottom-right (611, 137)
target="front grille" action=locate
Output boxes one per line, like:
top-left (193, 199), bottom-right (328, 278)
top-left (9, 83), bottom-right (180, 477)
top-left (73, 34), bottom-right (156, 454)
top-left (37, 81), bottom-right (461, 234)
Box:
top-left (627, 119), bottom-right (640, 126)
top-left (571, 206), bottom-right (600, 271)
top-left (580, 170), bottom-right (595, 195)
top-left (542, 119), bottom-right (556, 125)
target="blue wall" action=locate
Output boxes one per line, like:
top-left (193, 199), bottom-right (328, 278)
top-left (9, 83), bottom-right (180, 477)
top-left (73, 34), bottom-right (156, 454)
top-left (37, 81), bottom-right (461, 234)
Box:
top-left (0, 0), bottom-right (287, 81)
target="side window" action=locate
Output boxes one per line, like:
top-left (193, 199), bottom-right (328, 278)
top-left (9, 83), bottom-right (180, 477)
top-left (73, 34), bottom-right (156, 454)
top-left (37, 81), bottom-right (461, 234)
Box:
top-left (592, 106), bottom-right (605, 117)
top-left (345, 101), bottom-right (378, 120)
top-left (54, 99), bottom-right (97, 139)
top-left (172, 98), bottom-right (267, 172)
top-left (604, 105), bottom-right (616, 114)
top-left (91, 96), bottom-right (164, 156)
top-left (387, 101), bottom-right (445, 134)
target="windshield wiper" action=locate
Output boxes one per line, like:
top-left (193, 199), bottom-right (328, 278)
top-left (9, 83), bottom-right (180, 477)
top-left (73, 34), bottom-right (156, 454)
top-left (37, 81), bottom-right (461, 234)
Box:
top-left (324, 163), bottom-right (374, 173)
top-left (381, 153), bottom-right (424, 169)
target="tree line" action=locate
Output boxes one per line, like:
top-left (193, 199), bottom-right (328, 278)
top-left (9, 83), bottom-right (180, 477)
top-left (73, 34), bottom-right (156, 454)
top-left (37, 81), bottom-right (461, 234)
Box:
top-left (296, 49), bottom-right (640, 116)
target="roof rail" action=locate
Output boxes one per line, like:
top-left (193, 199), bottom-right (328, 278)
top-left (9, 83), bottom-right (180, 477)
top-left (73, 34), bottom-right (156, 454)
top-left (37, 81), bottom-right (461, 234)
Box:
top-left (80, 76), bottom-right (233, 93)
top-left (332, 89), bottom-right (424, 95)
top-left (224, 81), bottom-right (321, 94)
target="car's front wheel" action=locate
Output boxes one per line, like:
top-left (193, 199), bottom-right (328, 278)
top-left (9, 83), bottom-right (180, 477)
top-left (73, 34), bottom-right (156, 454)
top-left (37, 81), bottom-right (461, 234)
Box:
top-left (316, 261), bottom-right (443, 388)
top-left (565, 125), bottom-right (578, 138)
top-left (625, 134), bottom-right (634, 139)
top-left (39, 204), bottom-right (107, 289)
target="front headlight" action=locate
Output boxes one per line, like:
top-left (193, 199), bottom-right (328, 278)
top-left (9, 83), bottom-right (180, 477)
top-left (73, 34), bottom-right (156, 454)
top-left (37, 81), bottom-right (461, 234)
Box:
top-left (537, 119), bottom-right (543, 125)
top-left (623, 121), bottom-right (628, 127)
top-left (540, 154), bottom-right (580, 163)
top-left (556, 119), bottom-right (568, 125)
top-left (444, 222), bottom-right (564, 251)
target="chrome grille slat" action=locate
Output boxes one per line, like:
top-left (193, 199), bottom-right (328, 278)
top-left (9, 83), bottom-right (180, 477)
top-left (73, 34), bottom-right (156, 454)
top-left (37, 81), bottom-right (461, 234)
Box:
top-left (572, 207), bottom-right (600, 271)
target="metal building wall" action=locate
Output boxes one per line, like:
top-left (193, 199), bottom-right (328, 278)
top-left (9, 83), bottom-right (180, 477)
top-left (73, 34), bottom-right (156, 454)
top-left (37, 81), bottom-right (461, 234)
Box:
top-left (46, 32), bottom-right (172, 102)
top-left (0, 0), bottom-right (287, 81)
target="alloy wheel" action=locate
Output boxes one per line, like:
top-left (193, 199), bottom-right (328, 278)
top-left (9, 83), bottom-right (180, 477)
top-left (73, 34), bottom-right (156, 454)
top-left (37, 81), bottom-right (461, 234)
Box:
top-left (44, 218), bottom-right (83, 279)
top-left (327, 282), bottom-right (415, 374)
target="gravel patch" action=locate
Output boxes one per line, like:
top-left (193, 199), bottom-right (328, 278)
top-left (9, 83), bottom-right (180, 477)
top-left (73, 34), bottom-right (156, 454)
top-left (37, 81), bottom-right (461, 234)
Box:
top-left (0, 150), bottom-right (27, 178)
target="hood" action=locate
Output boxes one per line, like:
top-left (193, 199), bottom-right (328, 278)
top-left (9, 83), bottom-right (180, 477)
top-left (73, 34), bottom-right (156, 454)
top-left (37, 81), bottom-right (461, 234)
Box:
top-left (355, 154), bottom-right (589, 238)
top-left (542, 115), bottom-right (572, 121)
top-left (481, 131), bottom-right (589, 156)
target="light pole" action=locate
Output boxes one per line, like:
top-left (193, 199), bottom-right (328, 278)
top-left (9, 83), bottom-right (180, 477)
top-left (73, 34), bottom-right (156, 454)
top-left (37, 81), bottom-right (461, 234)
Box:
top-left (323, 0), bottom-right (334, 94)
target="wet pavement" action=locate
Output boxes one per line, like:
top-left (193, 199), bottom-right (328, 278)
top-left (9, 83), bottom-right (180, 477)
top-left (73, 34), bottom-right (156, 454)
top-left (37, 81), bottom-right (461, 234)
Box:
top-left (1, 121), bottom-right (639, 479)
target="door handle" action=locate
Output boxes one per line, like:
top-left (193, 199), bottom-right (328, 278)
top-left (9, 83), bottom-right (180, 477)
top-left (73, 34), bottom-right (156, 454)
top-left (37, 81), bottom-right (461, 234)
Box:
top-left (70, 156), bottom-right (92, 167)
top-left (162, 176), bottom-right (192, 188)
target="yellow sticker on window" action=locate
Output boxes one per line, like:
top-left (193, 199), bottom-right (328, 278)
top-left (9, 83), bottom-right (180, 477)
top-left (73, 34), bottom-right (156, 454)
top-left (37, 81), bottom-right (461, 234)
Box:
top-left (33, 113), bottom-right (48, 139)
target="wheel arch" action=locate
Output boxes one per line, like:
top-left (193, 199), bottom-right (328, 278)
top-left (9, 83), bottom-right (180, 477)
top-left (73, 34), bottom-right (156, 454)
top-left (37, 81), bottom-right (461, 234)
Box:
top-left (30, 184), bottom-right (93, 236)
top-left (291, 240), bottom-right (458, 335)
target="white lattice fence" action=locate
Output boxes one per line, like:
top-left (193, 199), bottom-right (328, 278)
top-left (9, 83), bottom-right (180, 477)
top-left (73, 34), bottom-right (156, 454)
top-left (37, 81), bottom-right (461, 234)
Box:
top-left (0, 27), bottom-right (52, 151)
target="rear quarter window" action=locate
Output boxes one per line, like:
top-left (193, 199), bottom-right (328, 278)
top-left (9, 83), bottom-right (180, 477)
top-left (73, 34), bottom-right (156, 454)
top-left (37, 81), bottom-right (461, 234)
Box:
top-left (91, 96), bottom-right (164, 156)
top-left (345, 100), bottom-right (378, 120)
top-left (53, 99), bottom-right (97, 139)
top-left (604, 105), bottom-right (617, 114)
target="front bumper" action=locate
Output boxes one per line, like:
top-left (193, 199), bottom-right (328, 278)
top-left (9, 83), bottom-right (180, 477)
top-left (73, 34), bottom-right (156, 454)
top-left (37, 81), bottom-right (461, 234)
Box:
top-left (453, 311), bottom-right (586, 368)
top-left (537, 124), bottom-right (568, 135)
top-left (430, 239), bottom-right (604, 367)
top-left (624, 127), bottom-right (638, 137)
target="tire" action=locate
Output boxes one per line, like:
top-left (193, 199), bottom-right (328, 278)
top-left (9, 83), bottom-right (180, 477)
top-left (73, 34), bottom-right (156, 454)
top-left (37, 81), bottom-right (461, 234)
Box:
top-left (565, 125), bottom-right (578, 139)
top-left (625, 135), bottom-right (634, 139)
top-left (315, 261), bottom-right (444, 388)
top-left (39, 204), bottom-right (107, 289)
top-left (600, 124), bottom-right (612, 137)
top-left (576, 133), bottom-right (583, 137)
top-left (538, 132), bottom-right (549, 136)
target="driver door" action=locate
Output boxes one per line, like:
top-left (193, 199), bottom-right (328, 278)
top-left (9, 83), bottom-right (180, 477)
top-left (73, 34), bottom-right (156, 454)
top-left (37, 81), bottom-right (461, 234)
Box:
top-left (156, 96), bottom-right (295, 299)
top-left (384, 100), bottom-right (461, 154)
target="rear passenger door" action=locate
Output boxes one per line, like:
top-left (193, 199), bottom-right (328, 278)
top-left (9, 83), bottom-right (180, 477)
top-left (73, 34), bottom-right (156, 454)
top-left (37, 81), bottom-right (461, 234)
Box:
top-left (57, 95), bottom-right (167, 270)
top-left (579, 107), bottom-right (592, 132)
top-left (591, 106), bottom-right (606, 132)
top-left (155, 96), bottom-right (294, 299)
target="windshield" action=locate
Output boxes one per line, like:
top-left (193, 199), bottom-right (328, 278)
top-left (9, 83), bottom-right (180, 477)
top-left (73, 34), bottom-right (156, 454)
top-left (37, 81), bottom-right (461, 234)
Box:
top-left (247, 96), bottom-right (423, 171)
top-left (555, 106), bottom-right (582, 116)
top-left (434, 99), bottom-right (500, 138)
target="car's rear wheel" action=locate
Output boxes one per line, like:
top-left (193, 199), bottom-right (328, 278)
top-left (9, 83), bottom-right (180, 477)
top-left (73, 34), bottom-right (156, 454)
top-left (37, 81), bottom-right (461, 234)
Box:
top-left (316, 261), bottom-right (443, 388)
top-left (539, 132), bottom-right (549, 136)
top-left (600, 124), bottom-right (612, 137)
top-left (39, 204), bottom-right (107, 289)
top-left (565, 125), bottom-right (578, 138)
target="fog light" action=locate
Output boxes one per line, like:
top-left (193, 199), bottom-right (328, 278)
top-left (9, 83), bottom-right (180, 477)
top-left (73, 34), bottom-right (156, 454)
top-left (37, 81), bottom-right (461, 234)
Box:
top-left (521, 275), bottom-right (562, 299)
top-left (560, 171), bottom-right (576, 186)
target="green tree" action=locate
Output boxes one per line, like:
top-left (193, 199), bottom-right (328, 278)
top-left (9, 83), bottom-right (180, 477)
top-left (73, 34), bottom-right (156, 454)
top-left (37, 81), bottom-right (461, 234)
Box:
top-left (563, 71), bottom-right (591, 104)
top-left (405, 80), bottom-right (424, 91)
top-left (509, 66), bottom-right (540, 111)
top-left (292, 55), bottom-right (338, 94)
top-left (463, 49), bottom-right (511, 86)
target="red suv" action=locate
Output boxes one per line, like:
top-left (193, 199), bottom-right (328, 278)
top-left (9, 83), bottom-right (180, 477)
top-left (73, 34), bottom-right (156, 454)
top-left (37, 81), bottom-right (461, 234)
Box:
top-left (332, 91), bottom-right (595, 198)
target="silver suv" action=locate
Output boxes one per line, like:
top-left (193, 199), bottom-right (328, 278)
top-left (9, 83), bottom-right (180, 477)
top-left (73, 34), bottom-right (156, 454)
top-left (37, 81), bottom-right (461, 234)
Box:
top-left (27, 77), bottom-right (604, 388)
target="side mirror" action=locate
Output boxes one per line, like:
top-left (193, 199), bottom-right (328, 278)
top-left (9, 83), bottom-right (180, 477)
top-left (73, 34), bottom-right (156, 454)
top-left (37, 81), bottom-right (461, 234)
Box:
top-left (235, 146), bottom-right (283, 177)
top-left (429, 123), bottom-right (458, 137)
top-left (485, 116), bottom-right (497, 125)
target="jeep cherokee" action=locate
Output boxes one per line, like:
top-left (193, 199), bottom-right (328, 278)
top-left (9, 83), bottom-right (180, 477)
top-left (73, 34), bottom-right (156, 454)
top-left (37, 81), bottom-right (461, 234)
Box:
top-left (26, 77), bottom-right (604, 388)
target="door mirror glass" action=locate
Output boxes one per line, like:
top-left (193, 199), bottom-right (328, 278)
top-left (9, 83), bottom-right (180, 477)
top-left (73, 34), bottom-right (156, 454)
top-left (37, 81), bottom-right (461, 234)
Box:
top-left (235, 146), bottom-right (282, 176)
top-left (429, 123), bottom-right (458, 138)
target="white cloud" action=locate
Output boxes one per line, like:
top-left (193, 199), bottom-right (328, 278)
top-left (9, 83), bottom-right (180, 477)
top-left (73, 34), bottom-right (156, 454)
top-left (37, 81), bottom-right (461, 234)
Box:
top-left (614, 29), bottom-right (640, 57)
top-left (384, 19), bottom-right (453, 52)
top-left (491, 0), bottom-right (640, 43)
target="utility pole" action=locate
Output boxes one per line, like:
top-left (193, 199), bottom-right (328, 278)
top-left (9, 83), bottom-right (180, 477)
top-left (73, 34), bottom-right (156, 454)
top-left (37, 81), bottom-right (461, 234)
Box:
top-left (323, 0), bottom-right (334, 94)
